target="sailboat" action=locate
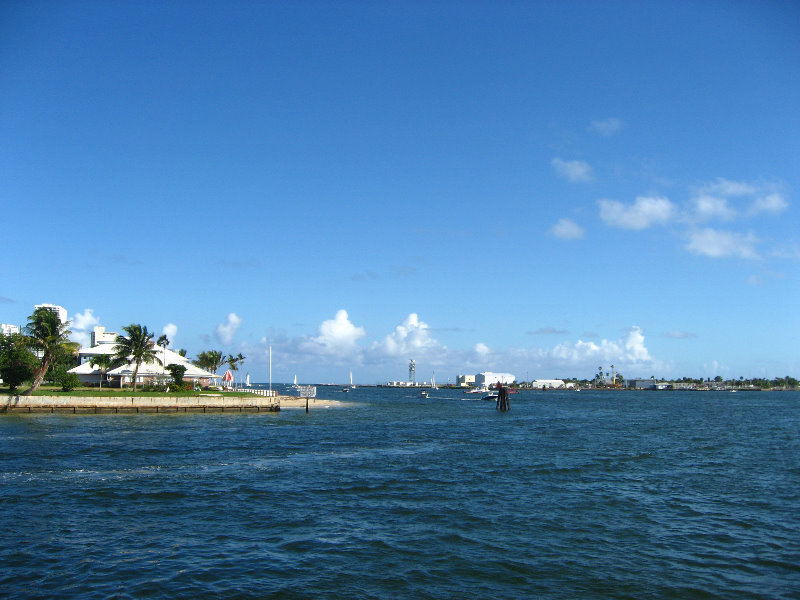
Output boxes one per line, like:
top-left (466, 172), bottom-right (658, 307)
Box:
top-left (342, 370), bottom-right (355, 393)
top-left (245, 373), bottom-right (251, 387)
top-left (431, 372), bottom-right (437, 390)
top-left (292, 374), bottom-right (299, 389)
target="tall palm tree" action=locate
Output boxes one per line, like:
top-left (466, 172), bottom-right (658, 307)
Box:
top-left (89, 353), bottom-right (116, 390)
top-left (23, 307), bottom-right (78, 395)
top-left (157, 335), bottom-right (169, 383)
top-left (113, 324), bottom-right (161, 392)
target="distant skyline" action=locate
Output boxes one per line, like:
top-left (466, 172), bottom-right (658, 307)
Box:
top-left (2, 1), bottom-right (798, 383)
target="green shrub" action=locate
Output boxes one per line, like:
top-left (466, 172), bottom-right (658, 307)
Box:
top-left (58, 371), bottom-right (81, 392)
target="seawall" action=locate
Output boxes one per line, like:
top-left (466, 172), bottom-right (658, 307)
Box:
top-left (1, 394), bottom-right (283, 413)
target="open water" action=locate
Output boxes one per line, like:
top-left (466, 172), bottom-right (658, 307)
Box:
top-left (1, 388), bottom-right (798, 599)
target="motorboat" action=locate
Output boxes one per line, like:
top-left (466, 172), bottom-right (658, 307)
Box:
top-left (464, 387), bottom-right (489, 394)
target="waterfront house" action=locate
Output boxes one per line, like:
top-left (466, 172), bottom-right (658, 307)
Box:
top-left (69, 327), bottom-right (220, 388)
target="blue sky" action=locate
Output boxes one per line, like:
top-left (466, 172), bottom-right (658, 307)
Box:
top-left (2, 1), bottom-right (798, 383)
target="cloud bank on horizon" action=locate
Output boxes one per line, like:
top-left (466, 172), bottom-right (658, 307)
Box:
top-left (68, 305), bottom-right (672, 382)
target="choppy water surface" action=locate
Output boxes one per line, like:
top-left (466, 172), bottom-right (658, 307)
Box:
top-left (1, 389), bottom-right (798, 599)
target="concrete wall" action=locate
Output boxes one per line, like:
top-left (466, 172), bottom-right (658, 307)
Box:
top-left (2, 395), bottom-right (283, 412)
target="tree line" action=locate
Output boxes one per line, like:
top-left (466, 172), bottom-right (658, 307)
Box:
top-left (0, 308), bottom-right (246, 394)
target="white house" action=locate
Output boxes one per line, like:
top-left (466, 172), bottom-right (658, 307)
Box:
top-left (69, 327), bottom-right (219, 387)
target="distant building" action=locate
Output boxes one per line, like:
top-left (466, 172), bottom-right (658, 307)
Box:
top-left (475, 372), bottom-right (515, 388)
top-left (90, 326), bottom-right (119, 346)
top-left (625, 377), bottom-right (669, 390)
top-left (530, 379), bottom-right (567, 389)
top-left (1, 324), bottom-right (20, 336)
top-left (34, 303), bottom-right (67, 324)
top-left (456, 374), bottom-right (476, 387)
top-left (671, 382), bottom-right (697, 390)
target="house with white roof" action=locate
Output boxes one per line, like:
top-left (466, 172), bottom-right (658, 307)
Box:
top-left (69, 326), bottom-right (220, 388)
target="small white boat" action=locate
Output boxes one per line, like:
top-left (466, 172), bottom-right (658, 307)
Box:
top-left (482, 392), bottom-right (499, 402)
top-left (419, 390), bottom-right (429, 398)
top-left (245, 373), bottom-right (251, 387)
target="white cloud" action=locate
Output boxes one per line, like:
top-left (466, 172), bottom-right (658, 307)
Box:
top-left (552, 218), bottom-right (585, 240)
top-left (598, 195), bottom-right (676, 230)
top-left (162, 323), bottom-right (178, 345)
top-left (686, 228), bottom-right (759, 259)
top-left (551, 326), bottom-right (652, 365)
top-left (474, 342), bottom-right (490, 356)
top-left (72, 308), bottom-right (99, 331)
top-left (69, 308), bottom-right (100, 347)
top-left (692, 195), bottom-right (737, 222)
top-left (301, 309), bottom-right (365, 356)
top-left (691, 179), bottom-right (788, 220)
top-left (700, 178), bottom-right (758, 197)
top-left (551, 158), bottom-right (594, 183)
top-left (623, 326), bottom-right (651, 361)
top-left (750, 193), bottom-right (788, 215)
top-left (589, 117), bottom-right (624, 136)
top-left (215, 313), bottom-right (242, 345)
top-left (372, 313), bottom-right (441, 357)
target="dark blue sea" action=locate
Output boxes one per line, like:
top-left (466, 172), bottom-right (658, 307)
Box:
top-left (1, 388), bottom-right (798, 599)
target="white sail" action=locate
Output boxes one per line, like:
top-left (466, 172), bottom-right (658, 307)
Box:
top-left (245, 373), bottom-right (251, 386)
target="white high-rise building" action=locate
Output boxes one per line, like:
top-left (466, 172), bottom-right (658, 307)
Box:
top-left (34, 303), bottom-right (67, 324)
top-left (1, 323), bottom-right (20, 335)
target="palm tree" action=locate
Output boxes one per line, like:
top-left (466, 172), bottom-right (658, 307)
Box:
top-left (195, 350), bottom-right (226, 374)
top-left (157, 334), bottom-right (169, 383)
top-left (227, 352), bottom-right (245, 385)
top-left (23, 307), bottom-right (78, 394)
top-left (89, 353), bottom-right (116, 390)
top-left (113, 324), bottom-right (161, 392)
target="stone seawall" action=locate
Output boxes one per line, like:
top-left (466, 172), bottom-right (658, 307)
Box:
top-left (1, 394), bottom-right (283, 413)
